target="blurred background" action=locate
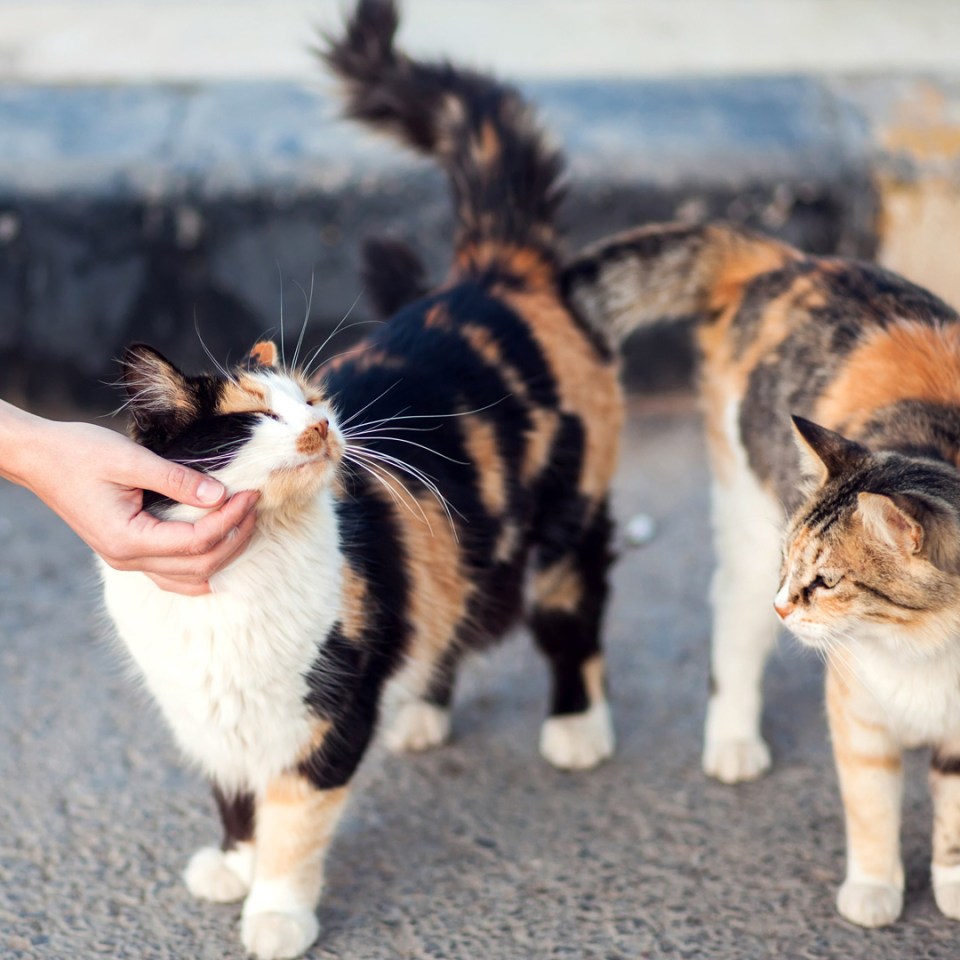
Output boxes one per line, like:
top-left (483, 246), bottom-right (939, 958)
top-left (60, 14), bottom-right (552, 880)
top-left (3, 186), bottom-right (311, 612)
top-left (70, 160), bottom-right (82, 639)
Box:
top-left (1, 0), bottom-right (959, 411)
top-left (4, 7), bottom-right (960, 960)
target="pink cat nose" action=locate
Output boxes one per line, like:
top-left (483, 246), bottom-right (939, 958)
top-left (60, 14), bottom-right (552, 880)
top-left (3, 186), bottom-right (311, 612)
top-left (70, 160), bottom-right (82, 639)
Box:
top-left (774, 599), bottom-right (796, 620)
top-left (297, 419), bottom-right (330, 455)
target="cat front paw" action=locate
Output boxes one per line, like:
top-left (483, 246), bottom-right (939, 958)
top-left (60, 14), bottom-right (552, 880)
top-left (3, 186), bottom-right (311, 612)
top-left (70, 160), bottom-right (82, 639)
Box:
top-left (837, 880), bottom-right (903, 928)
top-left (385, 700), bottom-right (451, 753)
top-left (184, 844), bottom-right (253, 903)
top-left (932, 865), bottom-right (960, 920)
top-left (241, 908), bottom-right (320, 960)
top-left (934, 882), bottom-right (960, 920)
top-left (539, 701), bottom-right (615, 770)
top-left (702, 737), bottom-right (771, 784)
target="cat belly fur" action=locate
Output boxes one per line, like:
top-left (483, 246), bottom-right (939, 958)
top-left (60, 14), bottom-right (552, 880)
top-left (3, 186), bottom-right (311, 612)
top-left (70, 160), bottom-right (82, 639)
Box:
top-left (99, 493), bottom-right (343, 795)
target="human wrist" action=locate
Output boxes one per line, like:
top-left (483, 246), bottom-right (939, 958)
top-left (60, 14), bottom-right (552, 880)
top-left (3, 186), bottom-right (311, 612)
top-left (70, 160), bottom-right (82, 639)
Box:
top-left (0, 401), bottom-right (59, 491)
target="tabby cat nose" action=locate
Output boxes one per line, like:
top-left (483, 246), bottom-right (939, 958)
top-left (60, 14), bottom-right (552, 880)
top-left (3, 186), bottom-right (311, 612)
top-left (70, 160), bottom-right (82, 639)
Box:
top-left (774, 599), bottom-right (795, 620)
top-left (313, 418), bottom-right (329, 441)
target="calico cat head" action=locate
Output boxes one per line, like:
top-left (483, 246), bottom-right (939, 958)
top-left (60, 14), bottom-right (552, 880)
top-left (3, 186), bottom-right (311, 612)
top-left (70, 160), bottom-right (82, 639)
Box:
top-left (121, 341), bottom-right (344, 516)
top-left (775, 416), bottom-right (960, 653)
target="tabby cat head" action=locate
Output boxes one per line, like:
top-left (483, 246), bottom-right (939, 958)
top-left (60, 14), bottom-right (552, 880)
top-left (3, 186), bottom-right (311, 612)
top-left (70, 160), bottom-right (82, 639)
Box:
top-left (775, 416), bottom-right (960, 653)
top-left (121, 341), bottom-right (344, 516)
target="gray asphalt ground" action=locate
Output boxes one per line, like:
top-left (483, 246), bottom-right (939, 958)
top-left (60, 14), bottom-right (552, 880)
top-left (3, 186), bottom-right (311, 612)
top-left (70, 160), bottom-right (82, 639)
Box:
top-left (2, 395), bottom-right (957, 960)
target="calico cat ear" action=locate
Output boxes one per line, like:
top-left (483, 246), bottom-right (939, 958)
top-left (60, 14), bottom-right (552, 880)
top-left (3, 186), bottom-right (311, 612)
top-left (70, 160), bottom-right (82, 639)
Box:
top-left (791, 416), bottom-right (868, 484)
top-left (247, 341), bottom-right (279, 368)
top-left (857, 492), bottom-right (924, 555)
top-left (121, 344), bottom-right (196, 435)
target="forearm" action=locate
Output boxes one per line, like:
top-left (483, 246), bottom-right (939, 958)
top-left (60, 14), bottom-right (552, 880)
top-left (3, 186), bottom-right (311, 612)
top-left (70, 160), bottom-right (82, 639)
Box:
top-left (0, 399), bottom-right (56, 492)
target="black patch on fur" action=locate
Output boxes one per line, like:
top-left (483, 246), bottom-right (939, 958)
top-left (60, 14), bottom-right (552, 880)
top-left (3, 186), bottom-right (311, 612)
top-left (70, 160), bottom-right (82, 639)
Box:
top-left (299, 479), bottom-right (412, 791)
top-left (361, 236), bottom-right (429, 318)
top-left (821, 260), bottom-right (960, 327)
top-left (141, 412), bottom-right (260, 514)
top-left (303, 622), bottom-right (363, 719)
top-left (728, 262), bottom-right (815, 359)
top-left (532, 413), bottom-right (588, 570)
top-left (530, 502), bottom-right (613, 716)
top-left (858, 402), bottom-right (960, 465)
top-left (932, 749), bottom-right (960, 776)
top-left (212, 785), bottom-right (255, 849)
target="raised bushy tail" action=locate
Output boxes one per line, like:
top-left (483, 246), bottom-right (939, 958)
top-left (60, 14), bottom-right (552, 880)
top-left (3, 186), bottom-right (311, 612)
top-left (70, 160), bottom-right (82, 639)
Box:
top-left (561, 221), bottom-right (800, 348)
top-left (322, 0), bottom-right (564, 277)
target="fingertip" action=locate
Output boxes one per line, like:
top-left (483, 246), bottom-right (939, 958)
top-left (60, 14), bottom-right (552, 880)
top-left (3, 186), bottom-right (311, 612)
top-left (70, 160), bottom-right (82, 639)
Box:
top-left (196, 478), bottom-right (226, 506)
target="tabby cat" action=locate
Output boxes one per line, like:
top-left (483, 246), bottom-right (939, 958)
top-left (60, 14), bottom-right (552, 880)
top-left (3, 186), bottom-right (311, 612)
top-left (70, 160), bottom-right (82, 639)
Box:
top-left (562, 221), bottom-right (960, 928)
top-left (99, 3), bottom-right (622, 958)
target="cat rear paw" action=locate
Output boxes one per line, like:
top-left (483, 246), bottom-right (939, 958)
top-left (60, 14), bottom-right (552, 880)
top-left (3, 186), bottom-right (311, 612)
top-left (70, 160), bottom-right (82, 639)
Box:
top-left (702, 737), bottom-right (771, 784)
top-left (385, 701), bottom-right (451, 753)
top-left (837, 880), bottom-right (903, 928)
top-left (241, 908), bottom-right (320, 960)
top-left (539, 701), bottom-right (614, 771)
top-left (184, 844), bottom-right (253, 903)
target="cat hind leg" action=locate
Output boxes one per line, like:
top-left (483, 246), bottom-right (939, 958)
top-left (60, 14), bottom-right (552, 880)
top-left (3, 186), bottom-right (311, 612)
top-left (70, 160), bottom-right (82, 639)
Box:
top-left (702, 473), bottom-right (782, 783)
top-left (531, 502), bottom-right (615, 771)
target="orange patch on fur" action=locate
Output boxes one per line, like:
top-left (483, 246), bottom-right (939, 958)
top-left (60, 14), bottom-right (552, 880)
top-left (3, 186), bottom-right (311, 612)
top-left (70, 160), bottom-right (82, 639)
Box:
top-left (496, 284), bottom-right (623, 503)
top-left (815, 321), bottom-right (960, 444)
top-left (455, 242), bottom-right (554, 288)
top-left (398, 492), bottom-right (473, 673)
top-left (218, 377), bottom-right (268, 415)
top-left (297, 420), bottom-right (329, 456)
top-left (424, 304), bottom-right (450, 329)
top-left (533, 555), bottom-right (584, 614)
top-left (462, 419), bottom-right (506, 516)
top-left (256, 778), bottom-right (348, 889)
top-left (249, 341), bottom-right (279, 368)
top-left (698, 269), bottom-right (818, 482)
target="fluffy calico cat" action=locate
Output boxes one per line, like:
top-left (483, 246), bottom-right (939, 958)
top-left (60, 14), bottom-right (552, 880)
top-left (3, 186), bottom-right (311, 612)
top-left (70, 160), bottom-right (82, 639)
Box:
top-left (562, 221), bottom-right (960, 928)
top-left (99, 2), bottom-right (622, 958)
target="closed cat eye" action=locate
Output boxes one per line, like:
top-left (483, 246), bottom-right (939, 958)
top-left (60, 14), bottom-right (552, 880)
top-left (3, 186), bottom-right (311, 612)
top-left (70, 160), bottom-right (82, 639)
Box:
top-left (809, 573), bottom-right (841, 592)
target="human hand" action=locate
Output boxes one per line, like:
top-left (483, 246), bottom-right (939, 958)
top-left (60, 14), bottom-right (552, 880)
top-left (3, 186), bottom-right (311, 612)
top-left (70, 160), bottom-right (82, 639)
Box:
top-left (2, 407), bottom-right (259, 596)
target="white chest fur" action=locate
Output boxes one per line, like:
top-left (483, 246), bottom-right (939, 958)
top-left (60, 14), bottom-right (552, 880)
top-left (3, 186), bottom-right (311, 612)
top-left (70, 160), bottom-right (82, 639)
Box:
top-left (850, 634), bottom-right (960, 747)
top-left (100, 493), bottom-right (343, 795)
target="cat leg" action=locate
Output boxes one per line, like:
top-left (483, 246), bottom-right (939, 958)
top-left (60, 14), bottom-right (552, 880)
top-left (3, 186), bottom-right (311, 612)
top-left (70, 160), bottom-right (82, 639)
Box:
top-left (384, 646), bottom-right (458, 753)
top-left (702, 471), bottom-right (782, 783)
top-left (531, 501), bottom-right (615, 771)
top-left (241, 773), bottom-right (348, 960)
top-left (184, 786), bottom-right (256, 903)
top-left (930, 740), bottom-right (960, 920)
top-left (827, 661), bottom-right (904, 928)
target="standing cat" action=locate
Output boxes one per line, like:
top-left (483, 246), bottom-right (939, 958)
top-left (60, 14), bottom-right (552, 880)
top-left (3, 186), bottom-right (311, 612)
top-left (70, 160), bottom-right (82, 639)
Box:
top-left (99, 2), bottom-right (623, 958)
top-left (563, 220), bottom-right (960, 927)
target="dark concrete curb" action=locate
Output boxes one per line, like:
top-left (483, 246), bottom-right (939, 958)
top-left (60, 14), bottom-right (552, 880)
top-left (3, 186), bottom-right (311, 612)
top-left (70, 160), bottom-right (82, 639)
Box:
top-left (0, 74), bottom-right (924, 410)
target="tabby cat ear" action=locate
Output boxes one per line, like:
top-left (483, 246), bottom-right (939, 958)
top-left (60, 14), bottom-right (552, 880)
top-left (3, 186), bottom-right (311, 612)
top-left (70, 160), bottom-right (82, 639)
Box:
top-left (121, 344), bottom-right (196, 436)
top-left (247, 341), bottom-right (279, 368)
top-left (791, 416), bottom-right (868, 484)
top-left (857, 492), bottom-right (923, 555)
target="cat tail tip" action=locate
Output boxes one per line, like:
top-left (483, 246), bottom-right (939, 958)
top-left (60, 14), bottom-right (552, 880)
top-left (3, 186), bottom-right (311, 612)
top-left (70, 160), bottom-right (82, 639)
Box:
top-left (321, 0), bottom-right (564, 281)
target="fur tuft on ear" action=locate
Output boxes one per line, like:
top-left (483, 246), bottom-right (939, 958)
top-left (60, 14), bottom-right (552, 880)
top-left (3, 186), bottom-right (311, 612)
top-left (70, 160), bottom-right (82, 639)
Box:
top-left (247, 341), bottom-right (279, 368)
top-left (791, 415), bottom-right (869, 485)
top-left (121, 344), bottom-right (196, 438)
top-left (857, 492), bottom-right (924, 555)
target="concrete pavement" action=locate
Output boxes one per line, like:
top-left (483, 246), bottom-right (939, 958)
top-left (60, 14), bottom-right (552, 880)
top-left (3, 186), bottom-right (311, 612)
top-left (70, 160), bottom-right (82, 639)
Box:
top-left (1, 395), bottom-right (956, 959)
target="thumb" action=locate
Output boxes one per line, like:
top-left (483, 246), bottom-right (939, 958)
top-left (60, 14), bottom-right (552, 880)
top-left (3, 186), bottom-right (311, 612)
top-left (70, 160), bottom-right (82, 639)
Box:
top-left (125, 445), bottom-right (226, 508)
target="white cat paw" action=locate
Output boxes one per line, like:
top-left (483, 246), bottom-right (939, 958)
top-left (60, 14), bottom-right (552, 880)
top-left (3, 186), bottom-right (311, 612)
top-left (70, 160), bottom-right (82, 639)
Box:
top-left (702, 737), bottom-right (771, 784)
top-left (385, 701), bottom-right (451, 753)
top-left (539, 701), bottom-right (615, 771)
top-left (934, 883), bottom-right (960, 920)
top-left (241, 909), bottom-right (320, 960)
top-left (183, 845), bottom-right (253, 903)
top-left (837, 881), bottom-right (903, 928)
